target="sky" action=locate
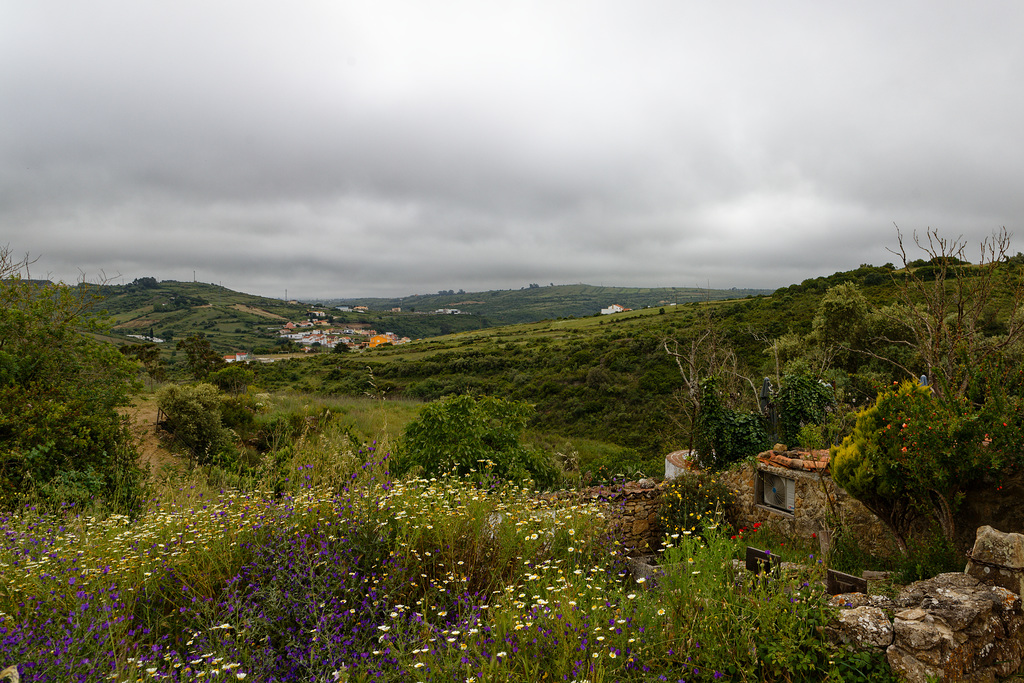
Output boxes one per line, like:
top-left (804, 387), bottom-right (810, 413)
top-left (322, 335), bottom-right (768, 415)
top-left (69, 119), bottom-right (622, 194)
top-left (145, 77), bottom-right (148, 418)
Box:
top-left (3, 2), bottom-right (1023, 300)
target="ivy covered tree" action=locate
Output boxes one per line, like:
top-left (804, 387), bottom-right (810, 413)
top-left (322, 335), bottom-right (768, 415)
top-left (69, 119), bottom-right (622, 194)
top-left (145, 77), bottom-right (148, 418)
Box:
top-left (0, 248), bottom-right (145, 511)
top-left (775, 374), bottom-right (835, 445)
top-left (695, 377), bottom-right (769, 471)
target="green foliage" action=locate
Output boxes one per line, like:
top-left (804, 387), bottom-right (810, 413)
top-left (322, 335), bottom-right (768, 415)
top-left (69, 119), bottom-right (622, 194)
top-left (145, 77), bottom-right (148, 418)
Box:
top-left (659, 470), bottom-right (737, 537)
top-left (399, 394), bottom-right (560, 488)
top-left (0, 248), bottom-right (145, 512)
top-left (812, 282), bottom-right (871, 350)
top-left (176, 334), bottom-right (226, 379)
top-left (207, 364), bottom-right (254, 394)
top-left (776, 374), bottom-right (835, 445)
top-left (659, 526), bottom-right (897, 683)
top-left (890, 527), bottom-right (964, 585)
top-left (695, 377), bottom-right (769, 470)
top-left (157, 383), bottom-right (232, 467)
top-left (119, 342), bottom-right (165, 382)
top-left (831, 381), bottom-right (988, 551)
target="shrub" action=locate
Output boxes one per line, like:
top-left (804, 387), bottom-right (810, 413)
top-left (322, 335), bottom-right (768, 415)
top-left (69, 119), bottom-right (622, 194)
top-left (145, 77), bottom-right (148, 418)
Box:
top-left (399, 394), bottom-right (560, 486)
top-left (157, 383), bottom-right (232, 467)
top-left (207, 365), bottom-right (254, 394)
top-left (831, 381), bottom-right (986, 554)
top-left (0, 248), bottom-right (145, 512)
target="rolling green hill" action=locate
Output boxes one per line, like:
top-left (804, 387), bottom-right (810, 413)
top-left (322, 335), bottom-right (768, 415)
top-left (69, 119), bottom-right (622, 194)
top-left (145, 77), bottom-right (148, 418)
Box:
top-left (91, 279), bottom-right (309, 354)
top-left (89, 279), bottom-right (773, 356)
top-left (319, 283), bottom-right (773, 324)
top-left (83, 256), bottom-right (1024, 477)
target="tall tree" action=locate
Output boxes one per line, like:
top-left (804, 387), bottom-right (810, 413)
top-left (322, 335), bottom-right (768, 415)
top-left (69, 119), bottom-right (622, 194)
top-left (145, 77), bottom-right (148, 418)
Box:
top-left (176, 334), bottom-right (225, 379)
top-left (881, 227), bottom-right (1024, 401)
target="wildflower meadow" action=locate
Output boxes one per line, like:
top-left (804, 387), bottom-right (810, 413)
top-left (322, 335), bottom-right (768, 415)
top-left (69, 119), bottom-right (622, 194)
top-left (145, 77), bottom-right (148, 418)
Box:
top-left (0, 425), bottom-right (893, 682)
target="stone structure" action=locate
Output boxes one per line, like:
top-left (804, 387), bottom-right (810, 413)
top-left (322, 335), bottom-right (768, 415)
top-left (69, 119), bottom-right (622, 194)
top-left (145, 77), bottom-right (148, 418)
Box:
top-left (664, 450), bottom-right (698, 479)
top-left (543, 479), bottom-right (666, 555)
top-left (966, 526), bottom-right (1024, 598)
top-left (712, 446), bottom-right (897, 557)
top-left (826, 527), bottom-right (1024, 682)
top-left (829, 573), bottom-right (1024, 682)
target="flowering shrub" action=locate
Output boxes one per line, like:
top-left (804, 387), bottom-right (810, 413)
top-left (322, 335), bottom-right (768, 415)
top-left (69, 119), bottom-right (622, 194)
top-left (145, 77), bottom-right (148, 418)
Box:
top-left (831, 380), bottom-right (987, 553)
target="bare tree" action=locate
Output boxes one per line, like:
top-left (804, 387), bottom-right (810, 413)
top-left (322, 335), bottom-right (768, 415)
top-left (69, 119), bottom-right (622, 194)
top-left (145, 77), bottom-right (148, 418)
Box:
top-left (664, 304), bottom-right (759, 454)
top-left (876, 226), bottom-right (1024, 401)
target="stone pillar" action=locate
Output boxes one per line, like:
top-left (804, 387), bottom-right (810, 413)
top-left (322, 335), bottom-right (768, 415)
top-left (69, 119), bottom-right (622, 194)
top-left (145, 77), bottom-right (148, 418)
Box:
top-left (966, 525), bottom-right (1024, 598)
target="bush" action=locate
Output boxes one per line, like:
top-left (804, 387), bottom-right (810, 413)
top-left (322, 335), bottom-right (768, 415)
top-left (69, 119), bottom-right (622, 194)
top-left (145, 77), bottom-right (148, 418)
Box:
top-left (0, 248), bottom-right (145, 512)
top-left (207, 365), bottom-right (254, 394)
top-left (157, 383), bottom-right (232, 467)
top-left (831, 380), bottom-right (986, 553)
top-left (399, 394), bottom-right (561, 487)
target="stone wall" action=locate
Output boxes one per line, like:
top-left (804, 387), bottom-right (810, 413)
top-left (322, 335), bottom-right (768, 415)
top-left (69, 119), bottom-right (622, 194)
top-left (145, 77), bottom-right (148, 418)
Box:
top-left (543, 479), bottom-right (666, 555)
top-left (830, 573), bottom-right (1024, 682)
top-left (715, 451), bottom-right (897, 558)
top-left (827, 527), bottom-right (1024, 682)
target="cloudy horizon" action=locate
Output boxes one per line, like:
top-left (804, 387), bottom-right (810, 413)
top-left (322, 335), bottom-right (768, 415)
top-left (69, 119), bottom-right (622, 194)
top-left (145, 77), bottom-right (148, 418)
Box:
top-left (3, 2), bottom-right (1022, 300)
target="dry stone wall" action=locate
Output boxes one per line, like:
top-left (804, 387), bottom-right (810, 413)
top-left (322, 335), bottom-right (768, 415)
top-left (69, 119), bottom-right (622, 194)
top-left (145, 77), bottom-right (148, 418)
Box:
top-left (827, 527), bottom-right (1024, 682)
top-left (542, 479), bottom-right (666, 555)
top-left (830, 573), bottom-right (1024, 683)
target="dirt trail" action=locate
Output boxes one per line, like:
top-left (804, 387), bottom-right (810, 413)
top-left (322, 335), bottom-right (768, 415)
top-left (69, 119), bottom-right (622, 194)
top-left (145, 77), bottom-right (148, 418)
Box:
top-left (121, 396), bottom-right (181, 475)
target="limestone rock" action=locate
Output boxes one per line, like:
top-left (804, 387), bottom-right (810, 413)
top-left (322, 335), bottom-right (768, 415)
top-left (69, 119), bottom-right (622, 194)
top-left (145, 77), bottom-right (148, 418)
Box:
top-left (966, 526), bottom-right (1024, 596)
top-left (829, 592), bottom-right (895, 611)
top-left (971, 526), bottom-right (1024, 570)
top-left (886, 571), bottom-right (1024, 682)
top-left (887, 644), bottom-right (943, 683)
top-left (828, 606), bottom-right (893, 650)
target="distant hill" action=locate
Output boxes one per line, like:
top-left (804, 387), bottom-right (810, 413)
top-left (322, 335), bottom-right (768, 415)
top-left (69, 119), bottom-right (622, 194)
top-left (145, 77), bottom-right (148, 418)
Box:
top-left (88, 280), bottom-right (773, 357)
top-left (90, 279), bottom-right (310, 353)
top-left (318, 283), bottom-right (773, 325)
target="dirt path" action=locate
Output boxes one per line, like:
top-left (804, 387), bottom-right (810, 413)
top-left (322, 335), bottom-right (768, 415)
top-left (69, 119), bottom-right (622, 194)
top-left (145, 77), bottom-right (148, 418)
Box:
top-left (121, 395), bottom-right (182, 475)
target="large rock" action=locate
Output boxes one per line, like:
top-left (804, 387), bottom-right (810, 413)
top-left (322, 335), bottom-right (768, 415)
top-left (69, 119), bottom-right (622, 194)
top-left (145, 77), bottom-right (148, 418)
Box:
top-left (970, 526), bottom-right (1024, 570)
top-left (828, 606), bottom-right (894, 650)
top-left (967, 526), bottom-right (1024, 596)
top-left (884, 573), bottom-right (1024, 682)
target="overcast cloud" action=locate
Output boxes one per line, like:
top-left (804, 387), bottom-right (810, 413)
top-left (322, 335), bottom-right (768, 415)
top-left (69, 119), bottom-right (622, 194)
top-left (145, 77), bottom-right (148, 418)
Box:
top-left (2, 1), bottom-right (1022, 299)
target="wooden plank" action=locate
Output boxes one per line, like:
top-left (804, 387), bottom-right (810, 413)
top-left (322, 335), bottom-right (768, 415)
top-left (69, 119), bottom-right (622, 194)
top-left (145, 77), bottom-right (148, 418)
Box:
top-left (745, 546), bottom-right (780, 576)
top-left (827, 569), bottom-right (868, 595)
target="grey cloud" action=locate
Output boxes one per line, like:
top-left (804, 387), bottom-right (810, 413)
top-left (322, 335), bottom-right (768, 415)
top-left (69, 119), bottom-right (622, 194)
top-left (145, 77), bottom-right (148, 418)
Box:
top-left (2, 2), bottom-right (1023, 299)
